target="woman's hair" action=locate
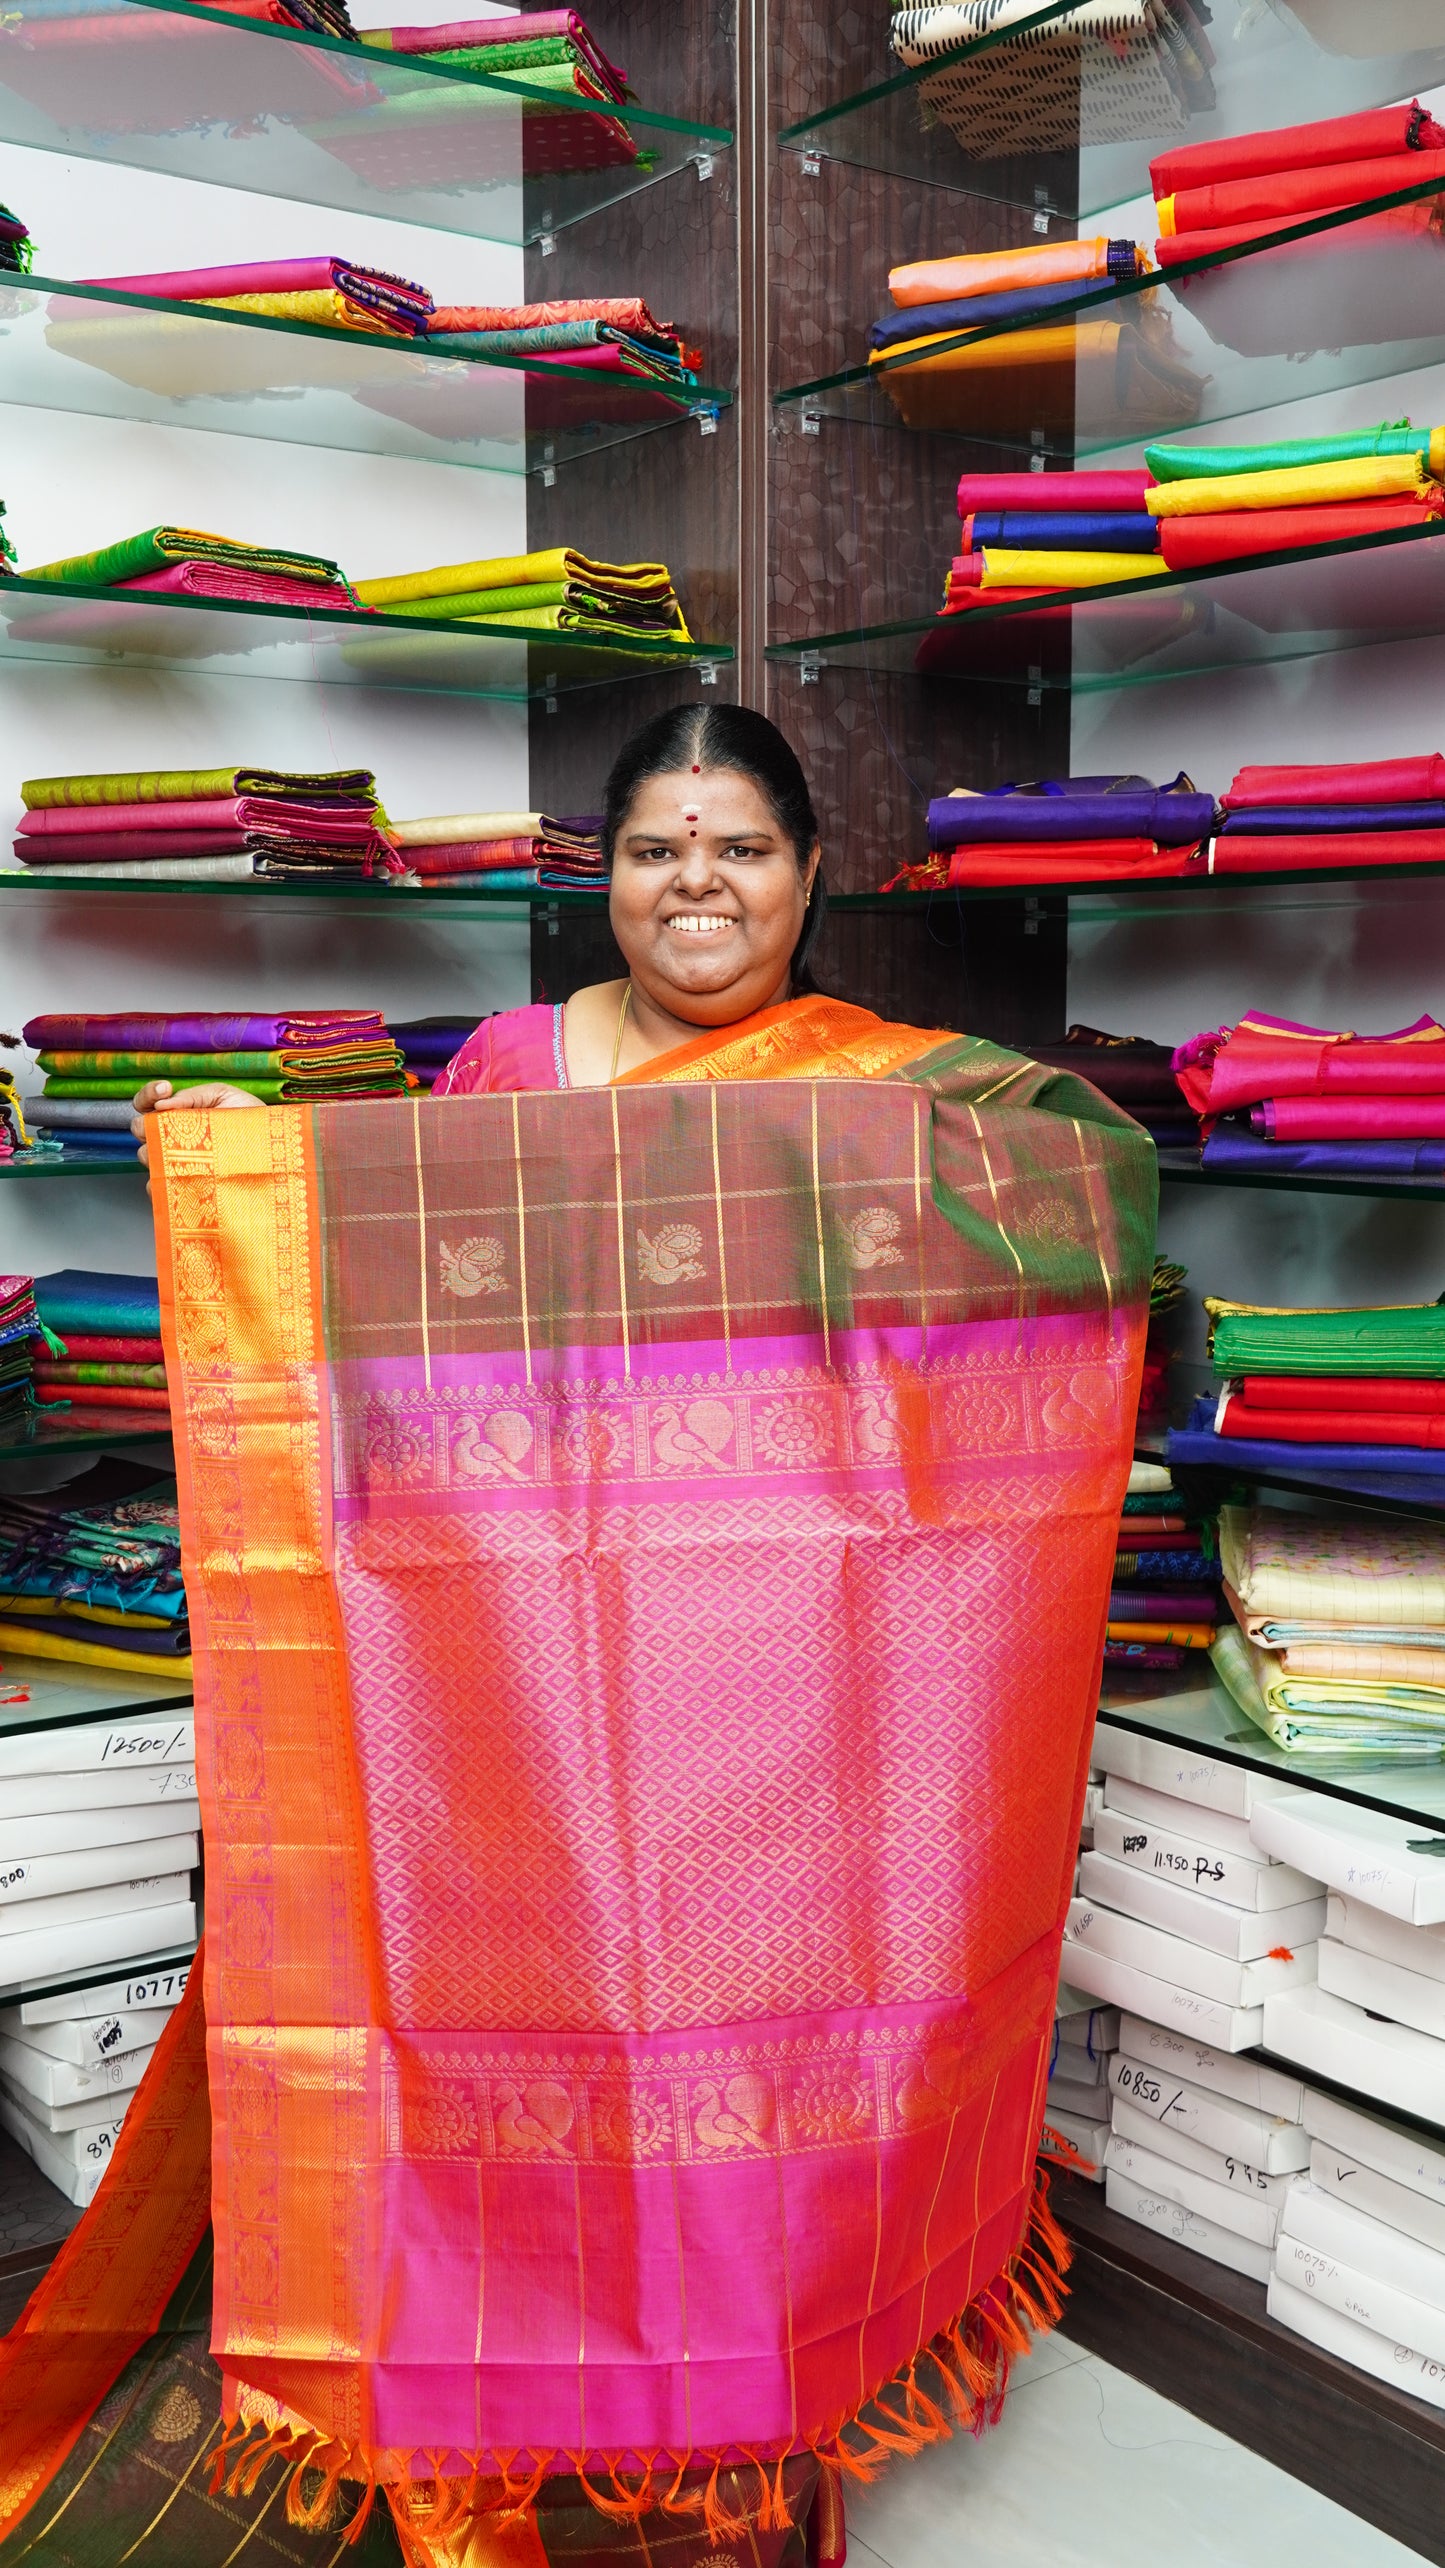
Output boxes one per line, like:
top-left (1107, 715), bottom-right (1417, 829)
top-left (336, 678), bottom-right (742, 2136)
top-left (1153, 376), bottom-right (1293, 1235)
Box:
top-left (601, 703), bottom-right (828, 990)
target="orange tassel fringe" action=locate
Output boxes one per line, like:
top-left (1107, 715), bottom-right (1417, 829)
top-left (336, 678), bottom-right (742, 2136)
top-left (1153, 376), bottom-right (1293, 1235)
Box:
top-left (217, 2168), bottom-right (1071, 2564)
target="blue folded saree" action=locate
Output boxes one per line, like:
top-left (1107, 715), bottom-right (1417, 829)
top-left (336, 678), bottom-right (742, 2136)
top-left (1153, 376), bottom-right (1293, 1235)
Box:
top-left (1169, 1396), bottom-right (1445, 1480)
top-left (928, 772), bottom-right (1216, 849)
top-left (1202, 1130), bottom-right (1445, 1178)
top-left (1221, 803), bottom-right (1445, 833)
top-left (962, 513), bottom-right (1161, 551)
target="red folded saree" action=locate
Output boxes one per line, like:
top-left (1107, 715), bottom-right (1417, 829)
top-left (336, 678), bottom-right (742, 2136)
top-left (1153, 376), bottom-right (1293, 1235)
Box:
top-left (404, 837), bottom-right (540, 875)
top-left (1159, 499), bottom-right (1442, 570)
top-left (1154, 203), bottom-right (1445, 270)
top-left (942, 840), bottom-right (1190, 887)
top-left (1211, 832), bottom-right (1445, 874)
top-left (1164, 151), bottom-right (1445, 239)
top-left (1218, 1396), bottom-right (1445, 1448)
top-left (1151, 103), bottom-right (1445, 200)
top-left (1228, 754), bottom-right (1445, 806)
top-left (1210, 1027), bottom-right (1445, 1109)
top-left (0, 998), bottom-right (1152, 2559)
top-left (1242, 1376), bottom-right (1445, 1413)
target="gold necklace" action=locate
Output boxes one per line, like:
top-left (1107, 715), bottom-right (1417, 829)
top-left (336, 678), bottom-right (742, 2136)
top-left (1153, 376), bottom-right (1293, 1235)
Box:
top-left (608, 981), bottom-right (633, 1083)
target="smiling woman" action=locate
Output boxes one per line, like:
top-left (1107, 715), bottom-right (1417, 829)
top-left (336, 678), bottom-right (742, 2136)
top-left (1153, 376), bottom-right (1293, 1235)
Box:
top-left (130, 705), bottom-right (945, 1128)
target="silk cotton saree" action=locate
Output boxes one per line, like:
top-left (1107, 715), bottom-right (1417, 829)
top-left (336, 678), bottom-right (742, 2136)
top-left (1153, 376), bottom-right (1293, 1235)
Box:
top-left (0, 1000), bottom-right (1155, 2565)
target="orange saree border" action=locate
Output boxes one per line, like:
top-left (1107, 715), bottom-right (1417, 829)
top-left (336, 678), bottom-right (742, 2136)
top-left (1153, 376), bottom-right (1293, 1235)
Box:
top-left (616, 995), bottom-right (953, 1086)
top-left (0, 1957), bottom-right (211, 2543)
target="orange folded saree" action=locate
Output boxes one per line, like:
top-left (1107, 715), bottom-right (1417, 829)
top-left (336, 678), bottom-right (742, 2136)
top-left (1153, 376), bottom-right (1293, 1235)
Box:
top-left (0, 997), bottom-right (1154, 2565)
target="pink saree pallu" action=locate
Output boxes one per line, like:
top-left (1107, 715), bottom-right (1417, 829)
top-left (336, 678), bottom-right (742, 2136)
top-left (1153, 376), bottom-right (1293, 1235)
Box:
top-left (3, 1036), bottom-right (1152, 2561)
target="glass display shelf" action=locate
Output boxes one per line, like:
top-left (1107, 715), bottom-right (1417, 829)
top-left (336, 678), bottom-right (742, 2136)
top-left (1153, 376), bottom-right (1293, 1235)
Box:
top-left (775, 180), bottom-right (1445, 464)
top-left (0, 0), bottom-right (731, 248)
top-left (0, 1408), bottom-right (171, 1460)
top-left (1169, 1448), bottom-right (1445, 1525)
top-left (768, 520), bottom-right (1445, 696)
top-left (0, 277), bottom-right (729, 480)
top-left (1157, 1149), bottom-right (1445, 1203)
top-left (0, 1660), bottom-right (191, 1741)
top-left (1097, 1668), bottom-right (1445, 1832)
top-left (10, 865), bottom-right (1445, 916)
top-left (0, 1151), bottom-right (142, 1177)
top-left (779, 0), bottom-right (1445, 225)
top-left (0, 577), bottom-right (731, 701)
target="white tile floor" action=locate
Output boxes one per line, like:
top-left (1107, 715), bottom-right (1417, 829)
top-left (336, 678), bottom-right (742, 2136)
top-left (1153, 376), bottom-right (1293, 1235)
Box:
top-left (843, 2331), bottom-right (1429, 2568)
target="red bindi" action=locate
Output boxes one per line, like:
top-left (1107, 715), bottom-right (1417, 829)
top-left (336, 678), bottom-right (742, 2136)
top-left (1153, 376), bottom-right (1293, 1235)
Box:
top-left (692, 764), bottom-right (701, 773)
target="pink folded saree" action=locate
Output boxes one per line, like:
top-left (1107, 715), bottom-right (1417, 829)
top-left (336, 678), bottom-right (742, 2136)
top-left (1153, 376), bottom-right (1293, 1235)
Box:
top-left (19, 798), bottom-right (379, 838)
top-left (955, 469), bottom-right (1152, 516)
top-left (116, 564), bottom-right (364, 611)
top-left (1256, 1096), bottom-right (1445, 1139)
top-left (1227, 754), bottom-right (1445, 806)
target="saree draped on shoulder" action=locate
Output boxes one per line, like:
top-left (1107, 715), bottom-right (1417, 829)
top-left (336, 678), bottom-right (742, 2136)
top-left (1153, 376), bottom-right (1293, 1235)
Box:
top-left (0, 1023), bottom-right (1154, 2561)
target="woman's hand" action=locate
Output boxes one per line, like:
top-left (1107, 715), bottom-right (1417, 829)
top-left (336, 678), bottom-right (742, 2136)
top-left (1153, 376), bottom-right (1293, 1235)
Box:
top-left (131, 1078), bottom-right (262, 1173)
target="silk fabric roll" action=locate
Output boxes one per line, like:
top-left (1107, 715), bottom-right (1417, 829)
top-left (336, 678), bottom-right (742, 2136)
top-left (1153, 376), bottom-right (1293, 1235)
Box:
top-left (1227, 754), bottom-right (1445, 804)
top-left (1145, 454), bottom-right (1435, 515)
top-left (1211, 832), bottom-right (1445, 873)
top-left (1150, 102), bottom-right (1445, 200)
top-left (1158, 500), bottom-right (1442, 568)
top-left (955, 469), bottom-right (1152, 514)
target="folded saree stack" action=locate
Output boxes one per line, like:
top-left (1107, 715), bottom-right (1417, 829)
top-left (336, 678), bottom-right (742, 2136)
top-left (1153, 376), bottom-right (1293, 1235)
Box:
top-left (428, 297), bottom-right (702, 397)
top-left (78, 256), bottom-right (436, 337)
top-left (26, 1270), bottom-right (171, 1434)
top-left (13, 764), bottom-right (395, 884)
top-left (23, 1009), bottom-right (409, 1111)
top-left (889, 0), bottom-right (1214, 157)
top-left (1207, 752), bottom-right (1445, 881)
top-left (0, 193), bottom-right (32, 275)
top-left (1106, 1458), bottom-right (1218, 1671)
top-left (938, 466), bottom-right (1168, 612)
top-left (388, 808), bottom-right (605, 884)
top-left (0, 1953), bottom-right (195, 2210)
top-left (1023, 1024), bottom-right (1195, 1146)
top-left (313, 12), bottom-right (641, 188)
top-left (1170, 1297), bottom-right (1445, 1499)
top-left (356, 546), bottom-right (690, 640)
top-left (888, 771), bottom-right (1214, 890)
top-left (1176, 1006), bottom-right (1445, 1182)
top-left (1211, 1503), bottom-right (1445, 1758)
top-left (868, 237), bottom-right (1200, 438)
top-left (17, 525), bottom-right (363, 612)
top-left (0, 1430), bottom-right (195, 1675)
top-left (0, 1277), bottom-right (41, 1430)
top-left (385, 1017), bottom-right (478, 1088)
top-left (1155, 103), bottom-right (1445, 357)
top-left (1140, 424), bottom-right (1445, 573)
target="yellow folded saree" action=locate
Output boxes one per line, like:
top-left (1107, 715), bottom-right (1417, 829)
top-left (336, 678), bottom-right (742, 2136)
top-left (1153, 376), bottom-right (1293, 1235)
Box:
top-left (980, 548), bottom-right (1171, 588)
top-left (1146, 454), bottom-right (1438, 515)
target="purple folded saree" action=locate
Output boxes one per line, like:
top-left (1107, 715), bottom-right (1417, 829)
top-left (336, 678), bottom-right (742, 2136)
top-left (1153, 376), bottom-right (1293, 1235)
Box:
top-left (1220, 803), bottom-right (1445, 832)
top-left (1201, 1130), bottom-right (1445, 1177)
top-left (1108, 1585), bottom-right (1220, 1621)
top-left (928, 775), bottom-right (1216, 849)
top-left (23, 1012), bottom-right (389, 1052)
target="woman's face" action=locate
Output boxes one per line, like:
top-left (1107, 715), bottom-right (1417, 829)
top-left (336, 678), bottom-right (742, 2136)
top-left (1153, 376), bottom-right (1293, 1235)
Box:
top-left (609, 766), bottom-right (819, 1025)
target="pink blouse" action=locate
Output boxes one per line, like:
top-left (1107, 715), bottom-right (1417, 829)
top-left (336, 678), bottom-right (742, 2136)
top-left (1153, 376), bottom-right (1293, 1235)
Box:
top-left (430, 1003), bottom-right (568, 1096)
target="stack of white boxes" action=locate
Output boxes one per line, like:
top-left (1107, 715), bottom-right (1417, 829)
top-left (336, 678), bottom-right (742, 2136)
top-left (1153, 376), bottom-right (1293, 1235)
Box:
top-left (1056, 1724), bottom-right (1325, 2053)
top-left (1043, 1989), bottom-right (1119, 2179)
top-left (1270, 2092), bottom-right (1445, 2406)
top-left (1255, 1794), bottom-right (1445, 2125)
top-left (0, 1709), bottom-right (200, 2205)
top-left (1104, 2014), bottom-right (1310, 2281)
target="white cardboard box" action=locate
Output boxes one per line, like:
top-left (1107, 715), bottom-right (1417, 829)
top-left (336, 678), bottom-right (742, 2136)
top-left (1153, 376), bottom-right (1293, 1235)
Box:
top-left (4, 1769), bottom-right (197, 1822)
top-left (0, 1800), bottom-right (199, 1865)
top-left (1092, 1802), bottom-right (1321, 1913)
top-left (1102, 1775), bottom-right (1260, 1859)
top-left (1327, 1892), bottom-right (1445, 1986)
top-left (0, 2031), bottom-right (154, 2111)
top-left (0, 1898), bottom-right (196, 1991)
top-left (1117, 2015), bottom-right (1306, 2119)
top-left (0, 1836), bottom-right (199, 1910)
top-left (1078, 1851), bottom-right (1324, 1961)
top-left (0, 1872), bottom-right (190, 1951)
top-left (1267, 2274), bottom-right (1445, 2411)
top-left (1046, 2073), bottom-right (1108, 2119)
top-left (1304, 2086), bottom-right (1445, 2211)
top-left (1093, 1722), bottom-right (1296, 1821)
top-left (11, 1957), bottom-right (192, 2026)
top-left (1104, 2132), bottom-right (1284, 2246)
top-left (0, 2092), bottom-right (107, 2208)
top-left (1051, 1944), bottom-right (1264, 2050)
top-left (1274, 2227), bottom-right (1445, 2366)
top-left (1065, 1897), bottom-right (1316, 2009)
top-left (1308, 2143), bottom-right (1445, 2257)
top-left (1049, 2038), bottom-right (1110, 2088)
top-left (0, 2006), bottom-right (174, 2069)
top-left (1040, 2107), bottom-right (1109, 2182)
top-left (1112, 2094), bottom-right (1305, 2186)
top-left (1250, 1796), bottom-right (1445, 1926)
top-left (1265, 1983), bottom-right (1445, 2123)
top-left (0, 1716), bottom-right (193, 1779)
top-left (1318, 1937), bottom-right (1445, 2042)
top-left (1105, 2167), bottom-right (1272, 2282)
top-left (1287, 2170), bottom-right (1445, 2312)
top-left (0, 2083), bottom-right (127, 2171)
top-left (1054, 2003), bottom-right (1119, 2057)
top-left (1109, 2054), bottom-right (1308, 2170)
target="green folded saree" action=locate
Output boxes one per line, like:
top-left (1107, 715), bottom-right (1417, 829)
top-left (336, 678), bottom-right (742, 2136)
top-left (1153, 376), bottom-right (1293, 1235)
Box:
top-left (22, 766), bottom-right (373, 809)
top-left (20, 528), bottom-right (351, 588)
top-left (39, 1047), bottom-right (401, 1079)
top-left (46, 1075), bottom-right (408, 1101)
top-left (1212, 1303), bottom-right (1445, 1377)
top-left (1146, 427), bottom-right (1445, 482)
